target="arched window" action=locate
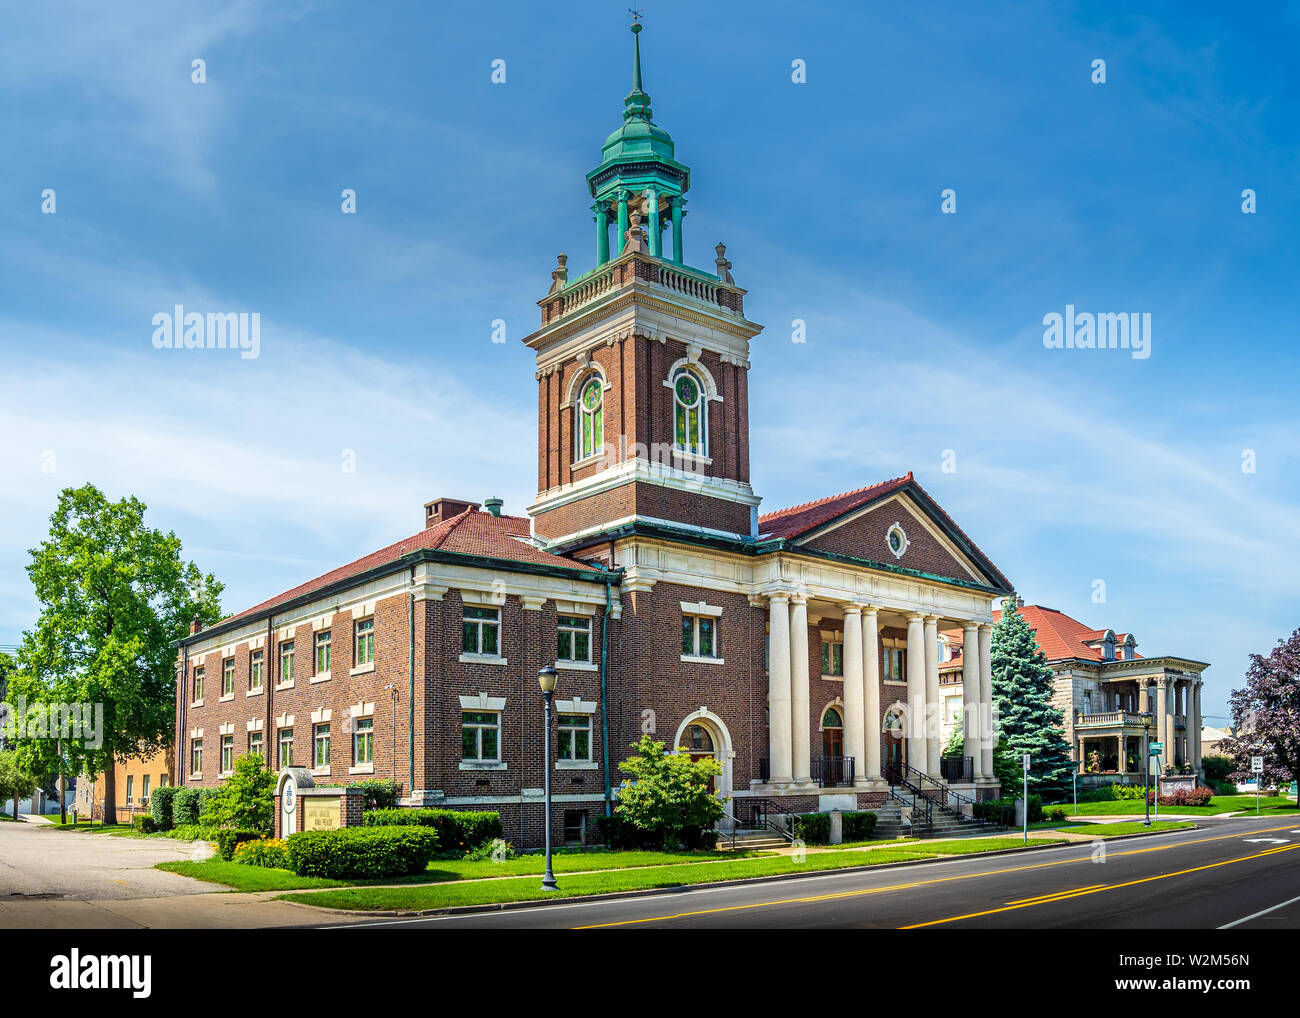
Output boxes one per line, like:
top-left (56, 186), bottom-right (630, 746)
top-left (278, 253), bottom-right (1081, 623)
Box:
top-left (671, 367), bottom-right (707, 456)
top-left (575, 375), bottom-right (604, 462)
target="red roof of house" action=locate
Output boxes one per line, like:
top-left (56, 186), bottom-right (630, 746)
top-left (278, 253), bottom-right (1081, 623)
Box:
top-left (216, 509), bottom-right (596, 630)
top-left (989, 604), bottom-right (1142, 662)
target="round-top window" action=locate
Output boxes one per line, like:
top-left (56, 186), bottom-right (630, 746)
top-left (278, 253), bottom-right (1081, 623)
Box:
top-left (886, 523), bottom-right (908, 558)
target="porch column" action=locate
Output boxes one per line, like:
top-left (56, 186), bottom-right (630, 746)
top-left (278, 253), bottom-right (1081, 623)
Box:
top-left (862, 606), bottom-right (882, 782)
top-left (790, 594), bottom-right (812, 785)
top-left (1157, 677), bottom-right (1171, 773)
top-left (1138, 680), bottom-right (1149, 714)
top-left (978, 624), bottom-right (994, 779)
top-left (924, 616), bottom-right (941, 775)
top-left (906, 614), bottom-right (927, 774)
top-left (767, 593), bottom-right (793, 785)
top-left (1116, 734), bottom-right (1126, 775)
top-left (842, 605), bottom-right (866, 786)
top-left (962, 623), bottom-right (980, 773)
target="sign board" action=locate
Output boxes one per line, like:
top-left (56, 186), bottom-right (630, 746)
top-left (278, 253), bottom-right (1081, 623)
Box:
top-left (303, 797), bottom-right (341, 831)
top-left (1251, 756), bottom-right (1265, 773)
top-left (1149, 742), bottom-right (1163, 753)
top-left (1022, 753), bottom-right (1031, 772)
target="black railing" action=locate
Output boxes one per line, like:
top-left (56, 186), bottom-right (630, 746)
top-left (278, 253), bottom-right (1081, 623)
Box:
top-left (749, 798), bottom-right (799, 842)
top-left (940, 756), bottom-right (973, 782)
top-left (811, 756), bottom-right (855, 788)
top-left (886, 762), bottom-right (1007, 833)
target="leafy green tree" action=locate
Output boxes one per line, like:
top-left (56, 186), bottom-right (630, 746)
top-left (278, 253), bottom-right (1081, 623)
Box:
top-left (614, 734), bottom-right (724, 850)
top-left (0, 750), bottom-right (41, 819)
top-left (11, 485), bottom-right (223, 825)
top-left (943, 715), bottom-right (964, 757)
top-left (200, 753), bottom-right (275, 834)
top-left (0, 650), bottom-right (14, 706)
top-left (990, 595), bottom-right (1074, 798)
top-left (1221, 625), bottom-right (1300, 793)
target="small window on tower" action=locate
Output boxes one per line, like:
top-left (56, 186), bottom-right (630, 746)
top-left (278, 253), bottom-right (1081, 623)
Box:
top-left (576, 376), bottom-right (604, 462)
top-left (671, 368), bottom-right (707, 456)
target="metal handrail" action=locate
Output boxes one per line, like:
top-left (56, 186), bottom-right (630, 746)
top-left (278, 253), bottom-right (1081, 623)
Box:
top-left (749, 798), bottom-right (800, 843)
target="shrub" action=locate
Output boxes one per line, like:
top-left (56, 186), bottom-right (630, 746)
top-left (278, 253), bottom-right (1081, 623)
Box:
top-left (594, 811), bottom-right (643, 849)
top-left (200, 754), bottom-right (275, 835)
top-left (233, 837), bottom-right (289, 869)
top-left (1158, 786), bottom-right (1214, 807)
top-left (216, 828), bottom-right (264, 861)
top-left (843, 810), bottom-right (877, 840)
top-left (975, 794), bottom-right (1042, 825)
top-left (285, 826), bottom-right (439, 879)
top-left (1044, 805), bottom-right (1068, 823)
top-left (167, 823), bottom-right (220, 842)
top-left (463, 837), bottom-right (515, 862)
top-left (132, 814), bottom-right (157, 834)
top-left (788, 812), bottom-right (831, 844)
top-left (149, 787), bottom-right (179, 831)
top-left (613, 735), bottom-right (724, 850)
top-left (362, 808), bottom-right (503, 853)
top-left (682, 825), bottom-right (720, 850)
top-left (171, 788), bottom-right (217, 827)
top-left (350, 779), bottom-right (401, 811)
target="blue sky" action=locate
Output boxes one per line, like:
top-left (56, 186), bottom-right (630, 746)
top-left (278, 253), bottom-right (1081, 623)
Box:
top-left (2, 1), bottom-right (1297, 726)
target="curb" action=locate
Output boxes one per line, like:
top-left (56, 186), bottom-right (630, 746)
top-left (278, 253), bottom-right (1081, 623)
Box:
top-left (284, 833), bottom-right (1186, 919)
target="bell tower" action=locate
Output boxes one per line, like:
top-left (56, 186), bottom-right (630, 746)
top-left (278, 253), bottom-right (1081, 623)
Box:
top-left (524, 19), bottom-right (764, 546)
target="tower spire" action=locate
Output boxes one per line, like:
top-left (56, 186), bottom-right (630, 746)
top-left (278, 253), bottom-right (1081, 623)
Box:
top-left (624, 13), bottom-right (652, 121)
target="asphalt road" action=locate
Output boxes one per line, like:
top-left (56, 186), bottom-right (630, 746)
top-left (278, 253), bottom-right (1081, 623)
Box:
top-left (323, 815), bottom-right (1300, 930)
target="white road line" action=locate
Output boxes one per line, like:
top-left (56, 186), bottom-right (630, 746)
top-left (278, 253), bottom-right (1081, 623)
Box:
top-left (1218, 892), bottom-right (1300, 929)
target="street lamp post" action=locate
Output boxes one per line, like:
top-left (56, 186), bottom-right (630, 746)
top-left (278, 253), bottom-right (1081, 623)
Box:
top-left (1141, 711), bottom-right (1153, 827)
top-left (538, 665), bottom-right (559, 892)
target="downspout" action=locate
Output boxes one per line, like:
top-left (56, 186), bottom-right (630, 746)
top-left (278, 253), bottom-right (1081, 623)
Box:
top-left (408, 567), bottom-right (416, 798)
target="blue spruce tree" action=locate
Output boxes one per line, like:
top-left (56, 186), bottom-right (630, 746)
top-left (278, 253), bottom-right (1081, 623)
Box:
top-left (990, 596), bottom-right (1075, 798)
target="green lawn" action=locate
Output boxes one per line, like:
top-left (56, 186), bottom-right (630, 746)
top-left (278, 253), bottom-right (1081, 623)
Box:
top-left (1058, 820), bottom-right (1194, 837)
top-left (158, 847), bottom-right (770, 892)
top-left (1058, 796), bottom-right (1297, 816)
top-left (276, 837), bottom-right (1068, 912)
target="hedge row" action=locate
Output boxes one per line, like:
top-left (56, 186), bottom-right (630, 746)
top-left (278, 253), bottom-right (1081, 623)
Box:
top-left (285, 826), bottom-right (439, 879)
top-left (784, 810), bottom-right (878, 844)
top-left (361, 808), bottom-right (502, 852)
top-left (171, 787), bottom-right (219, 827)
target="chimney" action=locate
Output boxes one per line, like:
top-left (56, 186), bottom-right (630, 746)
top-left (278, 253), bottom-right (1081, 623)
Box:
top-left (424, 497), bottom-right (480, 529)
top-left (483, 497), bottom-right (504, 518)
top-left (190, 613), bottom-right (202, 635)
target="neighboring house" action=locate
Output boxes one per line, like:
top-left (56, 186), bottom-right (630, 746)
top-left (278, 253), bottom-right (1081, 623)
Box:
top-left (174, 25), bottom-right (1014, 849)
top-left (77, 748), bottom-right (172, 820)
top-left (1201, 725), bottom-right (1234, 759)
top-left (945, 601), bottom-right (1208, 781)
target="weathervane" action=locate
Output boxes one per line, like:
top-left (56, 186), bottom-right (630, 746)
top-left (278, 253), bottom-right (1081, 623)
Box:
top-left (629, 8), bottom-right (642, 24)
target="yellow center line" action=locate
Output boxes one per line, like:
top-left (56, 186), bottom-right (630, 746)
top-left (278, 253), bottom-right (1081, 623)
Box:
top-left (901, 844), bottom-right (1300, 928)
top-left (574, 823), bottom-right (1299, 930)
top-left (1007, 884), bottom-right (1106, 905)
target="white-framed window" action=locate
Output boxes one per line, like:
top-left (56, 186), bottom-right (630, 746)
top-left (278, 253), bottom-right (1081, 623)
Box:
top-left (313, 723), bottom-right (331, 768)
top-left (190, 739), bottom-right (203, 775)
top-left (558, 714), bottom-right (592, 762)
top-left (222, 657), bottom-right (235, 696)
top-left (278, 727), bottom-right (294, 768)
top-left (557, 615), bottom-right (592, 663)
top-left (462, 606), bottom-right (500, 656)
top-left (821, 639), bottom-right (844, 676)
top-left (192, 666), bottom-right (205, 703)
top-left (314, 631), bottom-right (332, 675)
top-left (125, 774), bottom-right (134, 806)
top-left (575, 375), bottom-right (604, 462)
top-left (249, 730), bottom-right (264, 760)
top-left (353, 717), bottom-right (373, 766)
top-left (354, 618), bottom-right (375, 666)
top-left (278, 641), bottom-right (294, 685)
top-left (682, 613), bottom-right (719, 658)
top-left (220, 734), bottom-right (234, 773)
top-left (249, 648), bottom-right (264, 690)
top-left (671, 367), bottom-right (707, 455)
top-left (141, 774), bottom-right (150, 804)
top-left (461, 711), bottom-right (500, 762)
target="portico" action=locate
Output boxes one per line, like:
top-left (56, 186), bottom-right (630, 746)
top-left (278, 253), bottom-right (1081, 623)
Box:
top-left (1073, 670), bottom-right (1204, 776)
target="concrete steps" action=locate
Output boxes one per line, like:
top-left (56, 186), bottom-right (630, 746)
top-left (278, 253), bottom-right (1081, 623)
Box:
top-left (721, 829), bottom-right (792, 852)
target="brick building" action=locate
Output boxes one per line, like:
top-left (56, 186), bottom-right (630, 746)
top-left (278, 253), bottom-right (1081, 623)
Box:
top-left (175, 23), bottom-right (1012, 847)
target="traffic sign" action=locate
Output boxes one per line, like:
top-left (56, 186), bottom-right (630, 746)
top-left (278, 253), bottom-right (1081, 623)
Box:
top-left (1251, 756), bottom-right (1265, 773)
top-left (1022, 753), bottom-right (1031, 772)
top-left (1149, 742), bottom-right (1163, 752)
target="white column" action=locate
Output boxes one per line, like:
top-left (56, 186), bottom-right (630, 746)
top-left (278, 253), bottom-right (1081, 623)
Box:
top-left (962, 623), bottom-right (980, 774)
top-left (1192, 680), bottom-right (1202, 772)
top-left (842, 605), bottom-right (865, 785)
top-left (1157, 677), bottom-right (1171, 773)
top-left (978, 624), bottom-right (994, 779)
top-left (862, 606), bottom-right (881, 783)
top-left (767, 593), bottom-right (793, 785)
top-left (906, 614), bottom-right (926, 774)
top-left (790, 594), bottom-right (812, 785)
top-left (924, 616), bottom-right (941, 776)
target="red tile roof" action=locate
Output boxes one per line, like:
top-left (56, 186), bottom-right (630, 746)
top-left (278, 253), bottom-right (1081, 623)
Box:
top-left (757, 474), bottom-right (913, 539)
top-left (757, 472), bottom-right (1012, 591)
top-left (989, 605), bottom-right (1142, 662)
top-left (216, 510), bottom-right (596, 630)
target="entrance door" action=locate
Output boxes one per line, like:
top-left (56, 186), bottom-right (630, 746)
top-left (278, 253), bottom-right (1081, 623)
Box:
top-left (683, 724), bottom-right (717, 793)
top-left (883, 709), bottom-right (906, 778)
